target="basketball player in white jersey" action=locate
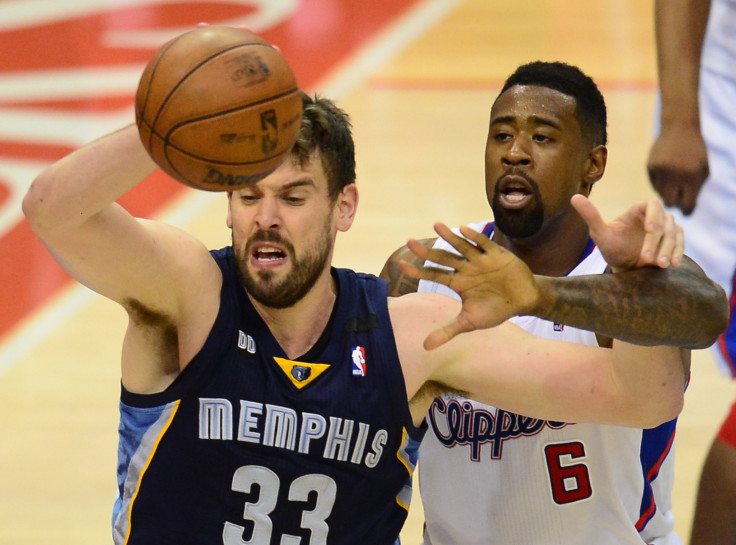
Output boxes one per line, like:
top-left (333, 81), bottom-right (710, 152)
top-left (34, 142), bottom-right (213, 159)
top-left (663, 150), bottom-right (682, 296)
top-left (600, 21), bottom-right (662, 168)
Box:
top-left (382, 61), bottom-right (726, 544)
top-left (648, 1), bottom-right (736, 542)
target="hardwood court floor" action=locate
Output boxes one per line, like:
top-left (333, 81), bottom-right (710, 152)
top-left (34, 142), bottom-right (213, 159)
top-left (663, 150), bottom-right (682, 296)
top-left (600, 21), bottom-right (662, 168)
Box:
top-left (0, 1), bottom-right (734, 544)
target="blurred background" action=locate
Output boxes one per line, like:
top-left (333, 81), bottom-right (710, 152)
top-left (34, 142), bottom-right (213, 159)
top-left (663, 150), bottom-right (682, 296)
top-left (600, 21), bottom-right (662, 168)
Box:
top-left (0, 1), bottom-right (732, 543)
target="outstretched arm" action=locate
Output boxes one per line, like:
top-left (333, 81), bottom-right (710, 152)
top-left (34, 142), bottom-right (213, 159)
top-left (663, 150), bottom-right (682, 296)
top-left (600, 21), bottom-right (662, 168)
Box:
top-left (647, 0), bottom-right (711, 214)
top-left (401, 200), bottom-right (727, 350)
top-left (392, 293), bottom-right (685, 429)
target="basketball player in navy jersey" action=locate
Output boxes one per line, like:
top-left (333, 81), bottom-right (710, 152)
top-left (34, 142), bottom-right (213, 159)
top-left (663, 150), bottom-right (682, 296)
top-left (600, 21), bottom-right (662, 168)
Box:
top-left (24, 86), bottom-right (721, 545)
top-left (382, 61), bottom-right (728, 545)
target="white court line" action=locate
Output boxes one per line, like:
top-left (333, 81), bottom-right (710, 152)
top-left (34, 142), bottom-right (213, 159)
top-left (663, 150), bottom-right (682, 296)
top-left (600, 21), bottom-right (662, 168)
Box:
top-left (0, 0), bottom-right (463, 377)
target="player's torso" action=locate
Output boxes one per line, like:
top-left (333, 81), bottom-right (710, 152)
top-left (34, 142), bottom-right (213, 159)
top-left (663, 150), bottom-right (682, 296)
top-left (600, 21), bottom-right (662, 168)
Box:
top-left (417, 224), bottom-right (679, 545)
top-left (113, 249), bottom-right (423, 545)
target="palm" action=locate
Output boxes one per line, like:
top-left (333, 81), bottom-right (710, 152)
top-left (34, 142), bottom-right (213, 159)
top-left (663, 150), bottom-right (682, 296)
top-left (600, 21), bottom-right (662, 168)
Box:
top-left (402, 223), bottom-right (538, 348)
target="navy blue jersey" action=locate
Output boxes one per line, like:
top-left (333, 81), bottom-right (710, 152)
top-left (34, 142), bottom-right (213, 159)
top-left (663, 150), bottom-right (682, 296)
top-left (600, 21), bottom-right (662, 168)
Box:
top-left (112, 247), bottom-right (424, 545)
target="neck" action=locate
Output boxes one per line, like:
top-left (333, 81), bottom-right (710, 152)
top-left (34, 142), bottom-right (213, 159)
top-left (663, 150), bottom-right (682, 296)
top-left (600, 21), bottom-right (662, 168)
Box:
top-left (250, 270), bottom-right (337, 359)
top-left (494, 217), bottom-right (592, 276)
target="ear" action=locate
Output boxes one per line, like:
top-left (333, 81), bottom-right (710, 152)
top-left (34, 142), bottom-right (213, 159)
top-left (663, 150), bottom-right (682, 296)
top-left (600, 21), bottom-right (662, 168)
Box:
top-left (226, 191), bottom-right (234, 228)
top-left (335, 183), bottom-right (359, 232)
top-left (581, 145), bottom-right (607, 195)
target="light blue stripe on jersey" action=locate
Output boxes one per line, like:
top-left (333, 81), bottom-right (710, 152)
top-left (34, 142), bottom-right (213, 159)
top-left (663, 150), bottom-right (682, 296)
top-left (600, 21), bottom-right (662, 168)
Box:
top-left (112, 400), bottom-right (180, 544)
top-left (396, 430), bottom-right (421, 511)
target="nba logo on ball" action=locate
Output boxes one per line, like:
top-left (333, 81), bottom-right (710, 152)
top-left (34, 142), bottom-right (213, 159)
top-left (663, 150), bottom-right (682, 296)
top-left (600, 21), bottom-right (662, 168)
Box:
top-left (352, 346), bottom-right (367, 377)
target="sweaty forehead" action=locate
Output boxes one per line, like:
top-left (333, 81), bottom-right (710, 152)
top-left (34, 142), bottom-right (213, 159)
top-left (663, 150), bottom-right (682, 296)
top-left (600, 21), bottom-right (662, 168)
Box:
top-left (491, 85), bottom-right (579, 128)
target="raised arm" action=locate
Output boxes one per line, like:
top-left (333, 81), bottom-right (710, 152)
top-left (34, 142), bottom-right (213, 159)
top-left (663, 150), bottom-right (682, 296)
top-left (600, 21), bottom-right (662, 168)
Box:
top-left (22, 124), bottom-right (221, 391)
top-left (647, 0), bottom-right (712, 214)
top-left (395, 197), bottom-right (727, 350)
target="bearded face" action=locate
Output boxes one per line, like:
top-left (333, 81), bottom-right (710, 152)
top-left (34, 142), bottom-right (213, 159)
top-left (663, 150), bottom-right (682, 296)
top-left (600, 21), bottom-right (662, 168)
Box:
top-left (490, 173), bottom-right (545, 239)
top-left (233, 212), bottom-right (334, 309)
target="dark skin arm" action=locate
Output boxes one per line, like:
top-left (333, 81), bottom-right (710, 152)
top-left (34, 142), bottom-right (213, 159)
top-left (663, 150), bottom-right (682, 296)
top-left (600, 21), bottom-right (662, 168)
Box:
top-left (380, 234), bottom-right (727, 351)
top-left (380, 238), bottom-right (433, 297)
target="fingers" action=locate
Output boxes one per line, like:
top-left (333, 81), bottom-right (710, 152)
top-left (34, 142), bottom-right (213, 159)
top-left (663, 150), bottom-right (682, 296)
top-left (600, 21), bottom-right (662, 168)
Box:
top-left (640, 199), bottom-right (683, 268)
top-left (649, 165), bottom-right (707, 215)
top-left (406, 236), bottom-right (466, 273)
top-left (398, 258), bottom-right (455, 286)
top-left (570, 194), bottom-right (605, 235)
top-left (433, 223), bottom-right (483, 257)
top-left (400, 224), bottom-right (492, 287)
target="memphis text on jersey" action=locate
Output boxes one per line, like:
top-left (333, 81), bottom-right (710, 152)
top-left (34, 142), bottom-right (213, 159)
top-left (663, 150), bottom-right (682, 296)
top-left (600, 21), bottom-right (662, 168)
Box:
top-left (198, 397), bottom-right (388, 468)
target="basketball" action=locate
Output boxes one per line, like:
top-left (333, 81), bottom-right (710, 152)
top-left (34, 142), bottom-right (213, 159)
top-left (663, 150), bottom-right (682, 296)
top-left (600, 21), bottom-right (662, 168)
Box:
top-left (135, 26), bottom-right (303, 191)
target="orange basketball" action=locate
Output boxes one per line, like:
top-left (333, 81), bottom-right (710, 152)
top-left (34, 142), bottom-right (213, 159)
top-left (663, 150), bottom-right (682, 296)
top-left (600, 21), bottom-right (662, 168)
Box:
top-left (135, 26), bottom-right (302, 191)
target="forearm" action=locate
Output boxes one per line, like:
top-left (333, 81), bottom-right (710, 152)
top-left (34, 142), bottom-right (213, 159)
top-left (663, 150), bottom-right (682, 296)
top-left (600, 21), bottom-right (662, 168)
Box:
top-left (531, 262), bottom-right (728, 348)
top-left (655, 0), bottom-right (711, 127)
top-left (23, 124), bottom-right (158, 234)
top-left (609, 341), bottom-right (686, 426)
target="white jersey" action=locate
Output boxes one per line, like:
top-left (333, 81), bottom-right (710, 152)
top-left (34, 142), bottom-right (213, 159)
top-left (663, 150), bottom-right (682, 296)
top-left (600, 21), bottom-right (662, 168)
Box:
top-left (701, 0), bottom-right (736, 79)
top-left (418, 221), bottom-right (681, 545)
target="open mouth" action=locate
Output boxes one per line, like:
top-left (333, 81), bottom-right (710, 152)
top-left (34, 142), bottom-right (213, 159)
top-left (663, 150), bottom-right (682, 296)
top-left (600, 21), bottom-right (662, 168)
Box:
top-left (497, 174), bottom-right (534, 208)
top-left (251, 243), bottom-right (288, 266)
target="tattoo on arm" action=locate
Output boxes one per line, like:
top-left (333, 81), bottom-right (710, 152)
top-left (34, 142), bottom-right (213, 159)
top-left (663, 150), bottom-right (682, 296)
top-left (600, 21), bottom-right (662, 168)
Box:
top-left (379, 238), bottom-right (437, 297)
top-left (535, 257), bottom-right (728, 349)
top-left (382, 261), bottom-right (420, 296)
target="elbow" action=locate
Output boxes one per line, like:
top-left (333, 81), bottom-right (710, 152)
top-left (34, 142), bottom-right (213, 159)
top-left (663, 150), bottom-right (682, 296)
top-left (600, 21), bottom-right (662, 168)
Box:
top-left (691, 283), bottom-right (730, 349)
top-left (23, 170), bottom-right (58, 236)
top-left (709, 284), bottom-right (730, 345)
top-left (627, 387), bottom-right (684, 429)
top-left (649, 391), bottom-right (684, 428)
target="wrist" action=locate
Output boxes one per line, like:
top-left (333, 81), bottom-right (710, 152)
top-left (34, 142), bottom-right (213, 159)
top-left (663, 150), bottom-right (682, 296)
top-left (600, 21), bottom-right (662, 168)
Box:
top-left (524, 275), bottom-right (551, 317)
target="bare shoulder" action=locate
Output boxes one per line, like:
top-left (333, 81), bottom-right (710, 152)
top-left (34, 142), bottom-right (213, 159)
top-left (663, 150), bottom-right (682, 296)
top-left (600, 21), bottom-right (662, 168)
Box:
top-left (379, 237), bottom-right (437, 296)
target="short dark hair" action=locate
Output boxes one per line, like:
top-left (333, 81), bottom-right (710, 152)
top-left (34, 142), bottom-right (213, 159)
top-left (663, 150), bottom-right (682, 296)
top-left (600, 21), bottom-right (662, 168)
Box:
top-left (291, 92), bottom-right (356, 199)
top-left (499, 61), bottom-right (607, 146)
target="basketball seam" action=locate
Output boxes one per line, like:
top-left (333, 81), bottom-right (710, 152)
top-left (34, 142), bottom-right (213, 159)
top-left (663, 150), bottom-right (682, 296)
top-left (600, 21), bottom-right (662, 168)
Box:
top-left (147, 41), bottom-right (277, 140)
top-left (140, 35), bottom-right (185, 153)
top-left (160, 89), bottom-right (298, 165)
top-left (162, 86), bottom-right (300, 144)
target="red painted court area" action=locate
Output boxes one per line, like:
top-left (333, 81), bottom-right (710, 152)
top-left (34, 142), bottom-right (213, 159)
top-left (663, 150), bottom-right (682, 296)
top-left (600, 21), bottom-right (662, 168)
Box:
top-left (0, 0), bottom-right (421, 342)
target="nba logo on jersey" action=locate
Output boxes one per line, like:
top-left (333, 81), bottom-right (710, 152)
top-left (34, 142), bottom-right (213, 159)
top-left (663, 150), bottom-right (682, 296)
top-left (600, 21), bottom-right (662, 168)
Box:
top-left (553, 323), bottom-right (565, 332)
top-left (351, 346), bottom-right (367, 376)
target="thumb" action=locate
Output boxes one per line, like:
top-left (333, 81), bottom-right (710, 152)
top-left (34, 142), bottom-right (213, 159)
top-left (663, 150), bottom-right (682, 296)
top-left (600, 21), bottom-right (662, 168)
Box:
top-left (423, 317), bottom-right (471, 350)
top-left (571, 194), bottom-right (605, 235)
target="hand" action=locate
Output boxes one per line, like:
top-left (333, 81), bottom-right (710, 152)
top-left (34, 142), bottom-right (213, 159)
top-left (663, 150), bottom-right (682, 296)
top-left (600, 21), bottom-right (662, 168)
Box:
top-left (647, 124), bottom-right (709, 215)
top-left (571, 194), bottom-right (684, 271)
top-left (399, 223), bottom-right (539, 349)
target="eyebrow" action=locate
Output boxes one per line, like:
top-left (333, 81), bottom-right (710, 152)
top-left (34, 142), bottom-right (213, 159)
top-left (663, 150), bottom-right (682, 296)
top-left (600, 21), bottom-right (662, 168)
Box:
top-left (491, 114), bottom-right (563, 131)
top-left (280, 178), bottom-right (316, 191)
